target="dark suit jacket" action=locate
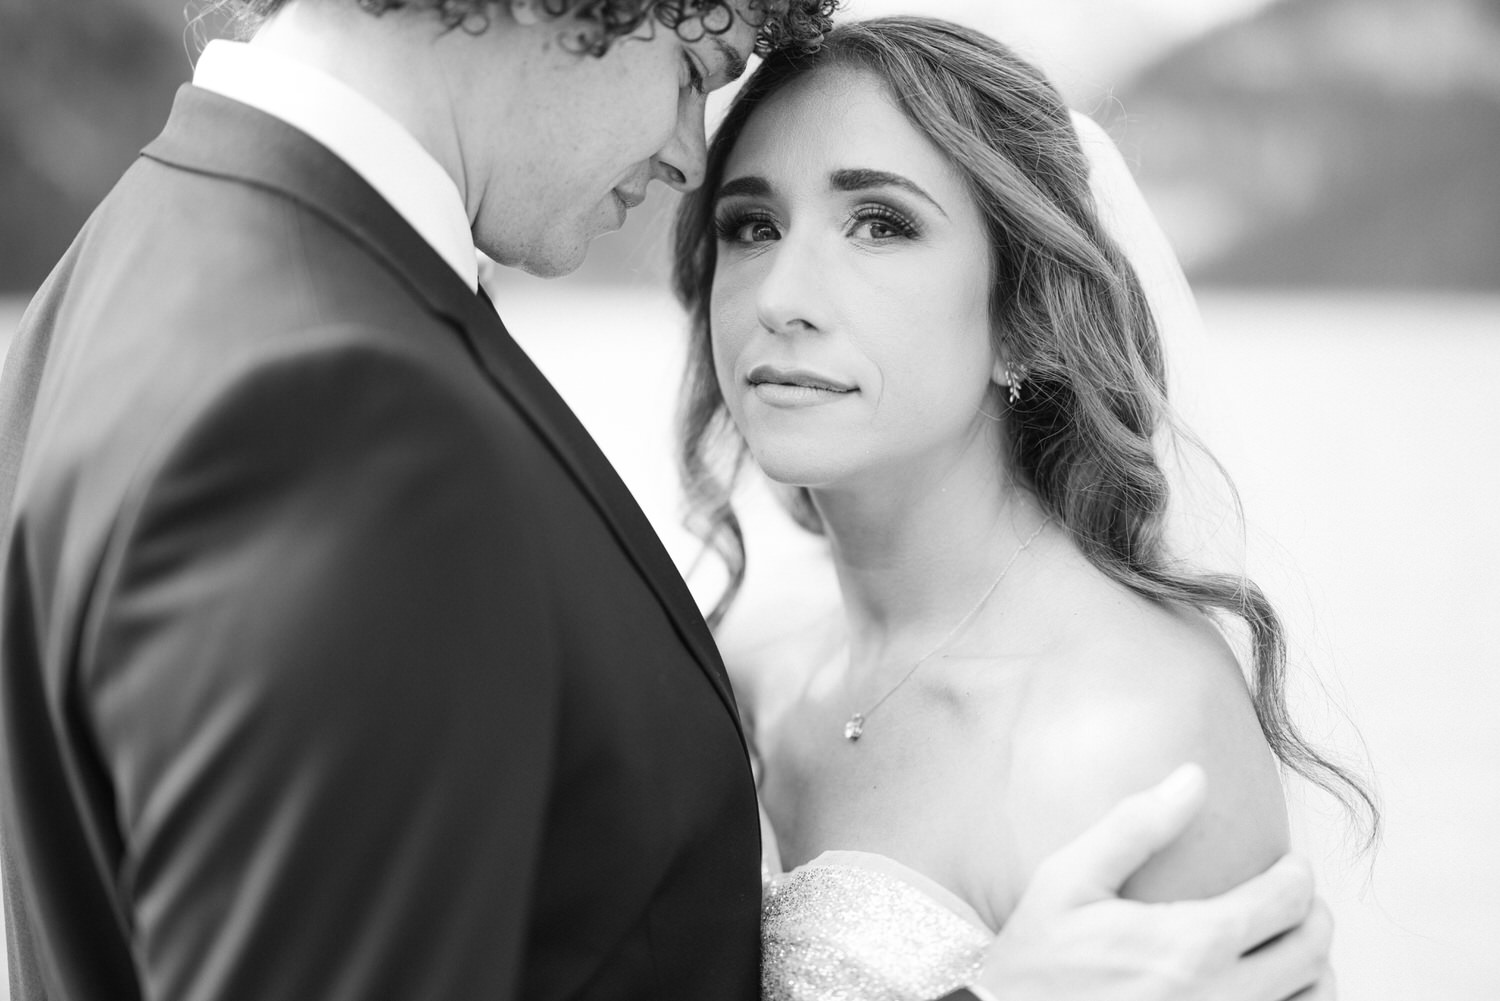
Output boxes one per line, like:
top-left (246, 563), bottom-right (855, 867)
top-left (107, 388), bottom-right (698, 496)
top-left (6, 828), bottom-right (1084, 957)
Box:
top-left (0, 85), bottom-right (761, 1001)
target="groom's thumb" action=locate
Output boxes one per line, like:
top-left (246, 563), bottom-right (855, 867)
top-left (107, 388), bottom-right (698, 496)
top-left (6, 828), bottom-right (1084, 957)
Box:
top-left (1029, 763), bottom-right (1207, 910)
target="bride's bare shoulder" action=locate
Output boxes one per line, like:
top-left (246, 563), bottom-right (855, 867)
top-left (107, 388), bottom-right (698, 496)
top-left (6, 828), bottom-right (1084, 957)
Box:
top-left (1003, 580), bottom-right (1289, 902)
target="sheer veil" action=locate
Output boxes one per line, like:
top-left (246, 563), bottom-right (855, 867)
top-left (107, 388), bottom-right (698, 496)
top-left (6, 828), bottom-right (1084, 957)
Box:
top-left (1071, 110), bottom-right (1207, 427)
top-left (1072, 111), bottom-right (1239, 571)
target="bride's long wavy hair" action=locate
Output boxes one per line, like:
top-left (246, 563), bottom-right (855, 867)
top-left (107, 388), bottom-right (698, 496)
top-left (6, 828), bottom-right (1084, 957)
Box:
top-left (672, 15), bottom-right (1377, 841)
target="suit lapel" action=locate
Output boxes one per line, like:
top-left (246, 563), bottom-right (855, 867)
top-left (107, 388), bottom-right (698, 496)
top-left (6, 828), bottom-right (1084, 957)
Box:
top-left (461, 291), bottom-right (741, 726)
top-left (140, 86), bottom-right (745, 739)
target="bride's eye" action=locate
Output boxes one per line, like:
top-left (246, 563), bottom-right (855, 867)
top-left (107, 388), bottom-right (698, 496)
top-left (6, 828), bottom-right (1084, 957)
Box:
top-left (849, 204), bottom-right (919, 241)
top-left (714, 210), bottom-right (782, 245)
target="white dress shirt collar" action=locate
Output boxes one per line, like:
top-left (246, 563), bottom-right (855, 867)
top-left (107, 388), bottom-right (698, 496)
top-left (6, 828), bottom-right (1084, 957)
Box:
top-left (193, 39), bottom-right (479, 293)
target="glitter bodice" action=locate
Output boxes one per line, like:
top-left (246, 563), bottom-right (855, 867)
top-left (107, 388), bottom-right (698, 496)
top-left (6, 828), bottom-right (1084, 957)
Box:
top-left (761, 850), bottom-right (993, 1001)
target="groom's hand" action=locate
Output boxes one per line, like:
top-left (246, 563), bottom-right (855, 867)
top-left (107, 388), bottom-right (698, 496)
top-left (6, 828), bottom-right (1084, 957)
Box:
top-left (973, 764), bottom-right (1334, 1001)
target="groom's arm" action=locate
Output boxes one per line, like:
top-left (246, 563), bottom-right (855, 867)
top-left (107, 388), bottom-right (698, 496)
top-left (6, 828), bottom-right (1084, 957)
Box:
top-left (89, 338), bottom-right (558, 1000)
top-left (935, 766), bottom-right (1333, 1001)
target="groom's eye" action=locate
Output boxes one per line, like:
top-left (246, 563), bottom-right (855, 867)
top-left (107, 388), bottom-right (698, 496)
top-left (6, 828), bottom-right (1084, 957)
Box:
top-left (682, 53), bottom-right (707, 95)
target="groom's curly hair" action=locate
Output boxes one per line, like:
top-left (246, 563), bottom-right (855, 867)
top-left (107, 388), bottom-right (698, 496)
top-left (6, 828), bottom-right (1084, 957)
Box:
top-left (199, 0), bottom-right (839, 57)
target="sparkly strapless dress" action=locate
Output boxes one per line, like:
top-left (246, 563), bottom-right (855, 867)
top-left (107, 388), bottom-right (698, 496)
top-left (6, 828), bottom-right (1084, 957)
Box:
top-left (761, 848), bottom-right (994, 1001)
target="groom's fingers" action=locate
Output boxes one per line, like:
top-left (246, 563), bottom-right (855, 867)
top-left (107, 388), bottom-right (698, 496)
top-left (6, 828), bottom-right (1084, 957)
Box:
top-left (1029, 763), bottom-right (1207, 908)
top-left (1222, 897), bottom-right (1332, 1001)
top-left (1292, 968), bottom-right (1337, 1000)
top-left (1199, 854), bottom-right (1317, 957)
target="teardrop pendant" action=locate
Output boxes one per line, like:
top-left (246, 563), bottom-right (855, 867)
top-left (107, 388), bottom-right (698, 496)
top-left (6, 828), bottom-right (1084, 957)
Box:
top-left (843, 713), bottom-right (865, 741)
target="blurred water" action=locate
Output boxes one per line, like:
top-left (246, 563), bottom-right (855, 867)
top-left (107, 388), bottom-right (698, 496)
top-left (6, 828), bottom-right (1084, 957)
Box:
top-left (3, 286), bottom-right (1498, 998)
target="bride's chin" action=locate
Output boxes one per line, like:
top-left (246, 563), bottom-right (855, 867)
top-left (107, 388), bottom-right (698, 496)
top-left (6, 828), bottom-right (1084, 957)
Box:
top-left (737, 424), bottom-right (869, 489)
top-left (746, 450), bottom-right (841, 492)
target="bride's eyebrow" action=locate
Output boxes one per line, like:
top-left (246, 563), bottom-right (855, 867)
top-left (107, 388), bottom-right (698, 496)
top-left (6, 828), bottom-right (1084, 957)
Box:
top-left (714, 175), bottom-right (773, 203)
top-left (829, 168), bottom-right (948, 218)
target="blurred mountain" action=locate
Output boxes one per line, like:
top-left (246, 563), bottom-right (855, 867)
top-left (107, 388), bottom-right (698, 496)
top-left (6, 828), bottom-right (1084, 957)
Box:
top-left (1110, 0), bottom-right (1500, 288)
top-left (6, 0), bottom-right (1494, 293)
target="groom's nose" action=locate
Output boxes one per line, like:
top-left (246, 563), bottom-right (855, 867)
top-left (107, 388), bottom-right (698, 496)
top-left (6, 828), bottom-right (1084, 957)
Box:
top-left (652, 96), bottom-right (708, 193)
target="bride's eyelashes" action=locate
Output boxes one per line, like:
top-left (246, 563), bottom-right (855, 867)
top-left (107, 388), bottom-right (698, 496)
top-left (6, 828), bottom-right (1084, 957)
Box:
top-left (712, 201), bottom-right (923, 246)
top-left (846, 202), bottom-right (921, 241)
top-left (714, 207), bottom-right (781, 245)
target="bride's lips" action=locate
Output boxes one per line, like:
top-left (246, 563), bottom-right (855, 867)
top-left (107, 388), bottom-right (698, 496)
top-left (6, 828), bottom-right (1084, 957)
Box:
top-left (747, 365), bottom-right (857, 407)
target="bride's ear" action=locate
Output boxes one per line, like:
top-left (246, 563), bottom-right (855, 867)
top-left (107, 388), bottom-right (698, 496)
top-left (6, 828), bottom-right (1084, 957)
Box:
top-left (991, 354), bottom-right (1009, 388)
top-left (990, 328), bottom-right (1014, 387)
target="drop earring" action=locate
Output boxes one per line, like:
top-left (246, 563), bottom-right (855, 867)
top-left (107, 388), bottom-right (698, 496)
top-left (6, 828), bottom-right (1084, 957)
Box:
top-left (1006, 363), bottom-right (1027, 405)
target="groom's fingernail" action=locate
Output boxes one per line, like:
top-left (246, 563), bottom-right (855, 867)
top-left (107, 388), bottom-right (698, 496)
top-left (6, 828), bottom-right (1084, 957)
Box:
top-left (1159, 763), bottom-right (1205, 806)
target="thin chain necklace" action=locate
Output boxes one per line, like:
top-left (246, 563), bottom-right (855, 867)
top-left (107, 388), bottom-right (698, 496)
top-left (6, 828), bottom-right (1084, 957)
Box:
top-left (842, 518), bottom-right (1049, 742)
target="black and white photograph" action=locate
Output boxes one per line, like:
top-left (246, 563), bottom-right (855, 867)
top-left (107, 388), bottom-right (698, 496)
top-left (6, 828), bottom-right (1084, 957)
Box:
top-left (1, 1), bottom-right (1494, 999)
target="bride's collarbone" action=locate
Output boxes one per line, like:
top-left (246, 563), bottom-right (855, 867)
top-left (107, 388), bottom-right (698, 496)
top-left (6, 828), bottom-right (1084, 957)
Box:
top-left (749, 613), bottom-right (1044, 881)
top-left (757, 639), bottom-right (1030, 799)
top-left (758, 687), bottom-right (1014, 872)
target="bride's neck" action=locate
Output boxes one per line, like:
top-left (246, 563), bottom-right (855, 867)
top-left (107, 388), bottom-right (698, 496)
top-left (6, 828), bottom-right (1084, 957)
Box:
top-left (815, 469), bottom-right (1045, 659)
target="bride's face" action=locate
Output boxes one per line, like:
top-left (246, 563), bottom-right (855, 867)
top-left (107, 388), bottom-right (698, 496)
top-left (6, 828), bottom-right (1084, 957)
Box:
top-left (709, 66), bottom-right (1001, 493)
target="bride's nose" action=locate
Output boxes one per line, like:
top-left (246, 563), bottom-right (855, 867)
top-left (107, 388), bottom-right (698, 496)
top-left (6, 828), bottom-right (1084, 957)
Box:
top-left (755, 236), bottom-right (826, 336)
